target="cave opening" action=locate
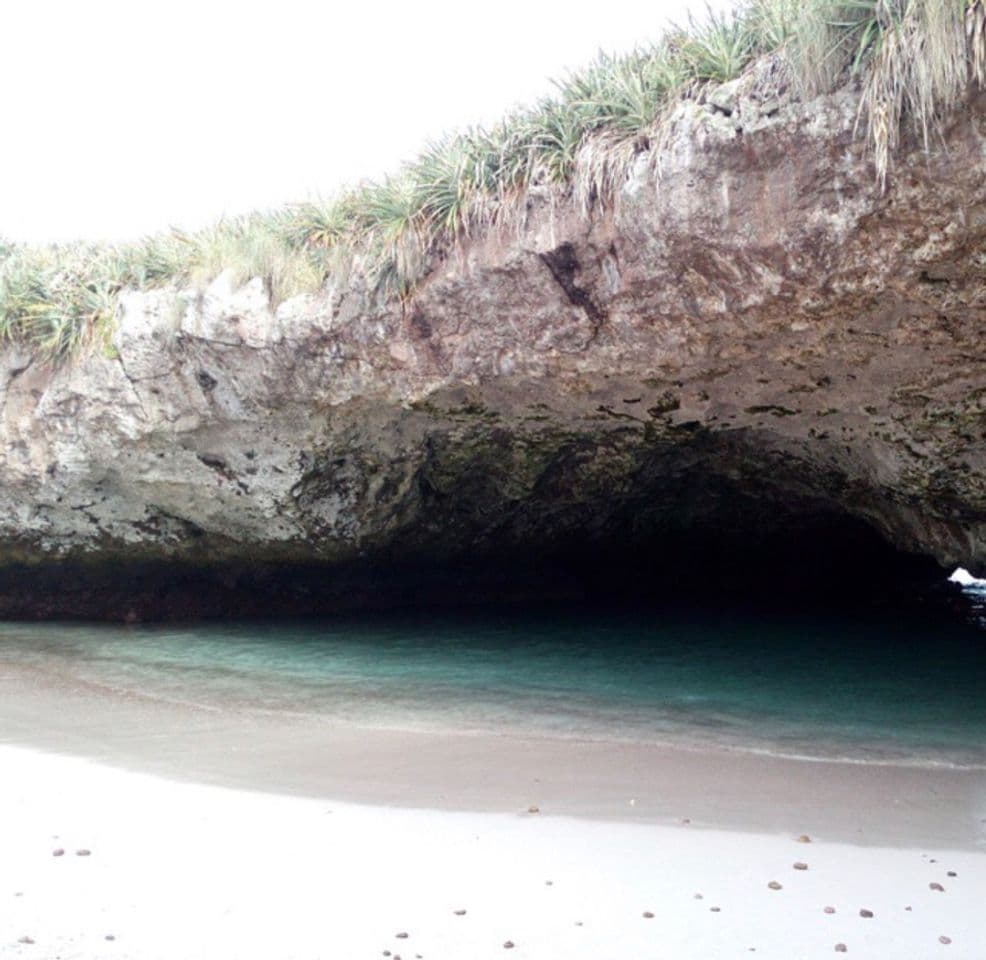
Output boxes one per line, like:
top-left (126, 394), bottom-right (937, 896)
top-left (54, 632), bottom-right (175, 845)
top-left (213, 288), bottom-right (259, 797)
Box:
top-left (0, 469), bottom-right (957, 623)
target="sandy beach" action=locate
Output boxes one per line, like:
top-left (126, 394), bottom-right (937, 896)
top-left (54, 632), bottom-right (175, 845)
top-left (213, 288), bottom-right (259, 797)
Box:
top-left (2, 745), bottom-right (984, 960)
top-left (1, 660), bottom-right (985, 958)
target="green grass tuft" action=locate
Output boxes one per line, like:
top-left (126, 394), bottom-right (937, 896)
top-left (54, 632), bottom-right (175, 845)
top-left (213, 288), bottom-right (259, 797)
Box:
top-left (675, 8), bottom-right (758, 83)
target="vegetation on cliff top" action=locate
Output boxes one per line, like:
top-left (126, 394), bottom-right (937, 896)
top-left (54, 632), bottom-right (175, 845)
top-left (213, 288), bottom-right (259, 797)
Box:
top-left (1, 0), bottom-right (983, 358)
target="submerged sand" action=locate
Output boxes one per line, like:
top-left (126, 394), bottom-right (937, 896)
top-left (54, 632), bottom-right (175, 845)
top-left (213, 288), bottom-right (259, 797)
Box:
top-left (1, 658), bottom-right (985, 958)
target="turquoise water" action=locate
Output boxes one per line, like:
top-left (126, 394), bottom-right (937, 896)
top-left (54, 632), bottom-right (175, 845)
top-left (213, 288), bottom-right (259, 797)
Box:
top-left (1, 595), bottom-right (984, 769)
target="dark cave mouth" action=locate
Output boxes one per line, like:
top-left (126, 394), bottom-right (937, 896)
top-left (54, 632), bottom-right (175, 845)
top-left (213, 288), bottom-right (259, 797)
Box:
top-left (0, 505), bottom-right (952, 622)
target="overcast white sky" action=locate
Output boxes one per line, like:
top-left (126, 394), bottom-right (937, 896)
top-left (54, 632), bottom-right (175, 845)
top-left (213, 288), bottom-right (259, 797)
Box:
top-left (2, 0), bottom-right (725, 243)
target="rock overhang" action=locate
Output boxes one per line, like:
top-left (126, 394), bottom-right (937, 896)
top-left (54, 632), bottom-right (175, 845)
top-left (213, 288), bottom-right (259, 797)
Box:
top-left (0, 86), bottom-right (983, 618)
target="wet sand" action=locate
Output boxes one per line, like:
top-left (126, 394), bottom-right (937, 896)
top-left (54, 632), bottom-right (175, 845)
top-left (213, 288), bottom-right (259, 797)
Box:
top-left (0, 660), bottom-right (984, 848)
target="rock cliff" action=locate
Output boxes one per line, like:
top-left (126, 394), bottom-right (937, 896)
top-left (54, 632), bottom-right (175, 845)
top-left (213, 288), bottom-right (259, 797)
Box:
top-left (1, 83), bottom-right (984, 618)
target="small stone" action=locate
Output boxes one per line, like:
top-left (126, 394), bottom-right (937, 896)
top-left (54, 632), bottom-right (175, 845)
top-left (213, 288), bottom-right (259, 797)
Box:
top-left (453, 909), bottom-right (466, 916)
top-left (575, 921), bottom-right (583, 927)
top-left (835, 945), bottom-right (847, 953)
top-left (680, 817), bottom-right (691, 824)
top-left (860, 909), bottom-right (874, 918)
top-left (710, 906), bottom-right (721, 913)
top-left (930, 858), bottom-right (937, 863)
top-left (642, 911), bottom-right (654, 919)
top-left (503, 941), bottom-right (515, 950)
top-left (768, 881), bottom-right (782, 890)
top-left (545, 880), bottom-right (553, 886)
top-left (527, 805), bottom-right (540, 814)
top-left (793, 862), bottom-right (809, 871)
top-left (694, 893), bottom-right (703, 900)
top-left (51, 849), bottom-right (64, 857)
top-left (396, 932), bottom-right (409, 939)
top-left (939, 936), bottom-right (952, 945)
top-left (905, 906), bottom-right (912, 911)
top-left (105, 935), bottom-right (116, 941)
top-left (824, 907), bottom-right (836, 915)
top-left (18, 937), bottom-right (35, 945)
top-left (797, 834), bottom-right (812, 843)
top-left (383, 952), bottom-right (391, 957)
top-left (930, 883), bottom-right (945, 892)
top-left (75, 849), bottom-right (91, 857)
top-left (946, 871), bottom-right (957, 877)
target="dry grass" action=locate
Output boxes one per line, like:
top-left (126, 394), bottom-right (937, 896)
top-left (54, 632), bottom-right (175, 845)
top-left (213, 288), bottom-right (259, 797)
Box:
top-left (788, 0), bottom-right (974, 187)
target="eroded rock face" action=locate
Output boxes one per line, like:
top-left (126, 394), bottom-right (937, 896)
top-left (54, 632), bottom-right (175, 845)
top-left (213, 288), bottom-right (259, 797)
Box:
top-left (0, 85), bottom-right (984, 617)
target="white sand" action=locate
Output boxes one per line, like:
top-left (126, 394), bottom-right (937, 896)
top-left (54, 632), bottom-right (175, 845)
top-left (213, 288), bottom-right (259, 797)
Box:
top-left (1, 745), bottom-right (983, 960)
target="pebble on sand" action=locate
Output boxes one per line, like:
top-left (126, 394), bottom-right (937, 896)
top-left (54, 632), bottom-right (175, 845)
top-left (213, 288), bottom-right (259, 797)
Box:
top-left (710, 907), bottom-right (721, 912)
top-left (859, 909), bottom-right (874, 918)
top-left (51, 848), bottom-right (64, 857)
top-left (642, 911), bottom-right (655, 919)
top-left (929, 883), bottom-right (945, 892)
top-left (694, 893), bottom-right (704, 900)
top-left (797, 834), bottom-right (812, 843)
top-left (105, 935), bottom-right (116, 941)
top-left (527, 805), bottom-right (540, 814)
top-left (453, 910), bottom-right (466, 916)
top-left (75, 849), bottom-right (91, 857)
top-left (17, 937), bottom-right (35, 945)
top-left (503, 941), bottom-right (515, 950)
top-left (793, 862), bottom-right (808, 871)
top-left (396, 932), bottom-right (409, 939)
top-left (824, 907), bottom-right (836, 914)
top-left (940, 936), bottom-right (952, 945)
top-left (768, 881), bottom-right (783, 890)
top-left (946, 871), bottom-right (957, 877)
top-left (834, 944), bottom-right (847, 953)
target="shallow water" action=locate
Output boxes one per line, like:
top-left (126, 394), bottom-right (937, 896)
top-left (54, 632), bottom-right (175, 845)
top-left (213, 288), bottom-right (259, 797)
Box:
top-left (1, 596), bottom-right (984, 770)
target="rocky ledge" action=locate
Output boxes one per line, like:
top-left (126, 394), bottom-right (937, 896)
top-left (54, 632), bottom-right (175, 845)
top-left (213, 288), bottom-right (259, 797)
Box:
top-left (1, 83), bottom-right (984, 618)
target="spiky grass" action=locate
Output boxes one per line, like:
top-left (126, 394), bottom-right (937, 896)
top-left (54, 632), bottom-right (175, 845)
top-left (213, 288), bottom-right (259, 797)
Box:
top-left (556, 48), bottom-right (684, 134)
top-left (675, 8), bottom-right (758, 83)
top-left (747, 0), bottom-right (805, 51)
top-left (0, 245), bottom-right (126, 357)
top-left (3, 0), bottom-right (983, 358)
